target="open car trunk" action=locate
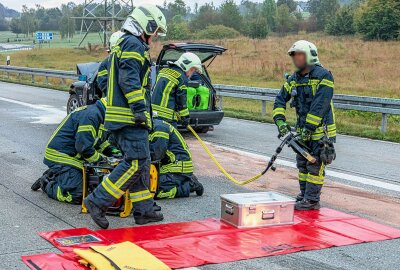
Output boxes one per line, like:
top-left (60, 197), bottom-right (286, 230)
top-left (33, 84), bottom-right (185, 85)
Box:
top-left (155, 43), bottom-right (226, 118)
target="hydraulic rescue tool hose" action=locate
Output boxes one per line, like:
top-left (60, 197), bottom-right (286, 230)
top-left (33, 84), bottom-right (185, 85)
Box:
top-left (187, 125), bottom-right (266, 185)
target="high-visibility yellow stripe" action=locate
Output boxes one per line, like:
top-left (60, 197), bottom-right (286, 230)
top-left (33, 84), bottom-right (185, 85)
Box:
top-left (120, 51), bottom-right (144, 65)
top-left (149, 131), bottom-right (169, 141)
top-left (283, 82), bottom-right (292, 93)
top-left (160, 160), bottom-right (193, 174)
top-left (115, 160), bottom-right (138, 188)
top-left (130, 189), bottom-right (152, 202)
top-left (299, 172), bottom-right (308, 182)
top-left (152, 104), bottom-right (176, 121)
top-left (56, 187), bottom-right (72, 203)
top-left (173, 128), bottom-right (192, 159)
top-left (107, 54), bottom-right (115, 105)
top-left (307, 174), bottom-right (324, 185)
top-left (46, 114), bottom-right (72, 147)
top-left (45, 148), bottom-right (83, 169)
top-left (160, 81), bottom-right (174, 107)
top-left (179, 108), bottom-right (189, 117)
top-left (166, 150), bottom-right (176, 163)
top-left (97, 70), bottom-right (108, 77)
top-left (77, 125), bottom-right (97, 139)
top-left (319, 79), bottom-right (334, 88)
top-left (85, 151), bottom-right (100, 163)
top-left (98, 141), bottom-right (110, 153)
top-left (102, 177), bottom-right (124, 199)
top-left (306, 113), bottom-right (322, 126)
top-left (273, 107), bottom-right (286, 118)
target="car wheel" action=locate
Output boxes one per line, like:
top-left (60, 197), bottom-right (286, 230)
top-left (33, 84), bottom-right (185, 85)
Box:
top-left (67, 94), bottom-right (81, 114)
top-left (195, 126), bottom-right (209, 134)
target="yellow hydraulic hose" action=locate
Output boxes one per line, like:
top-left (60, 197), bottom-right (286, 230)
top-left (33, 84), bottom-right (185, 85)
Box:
top-left (187, 125), bottom-right (265, 185)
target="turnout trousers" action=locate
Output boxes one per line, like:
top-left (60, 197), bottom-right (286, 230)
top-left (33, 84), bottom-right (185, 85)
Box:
top-left (88, 126), bottom-right (154, 214)
top-left (156, 173), bottom-right (192, 199)
top-left (296, 140), bottom-right (325, 202)
top-left (45, 163), bottom-right (83, 205)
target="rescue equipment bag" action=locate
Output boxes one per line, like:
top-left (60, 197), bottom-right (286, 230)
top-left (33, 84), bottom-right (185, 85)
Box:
top-left (74, 241), bottom-right (171, 270)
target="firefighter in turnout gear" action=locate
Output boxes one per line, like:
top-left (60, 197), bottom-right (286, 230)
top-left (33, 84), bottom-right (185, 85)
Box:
top-left (31, 99), bottom-right (115, 204)
top-left (150, 119), bottom-right (204, 199)
top-left (84, 5), bottom-right (167, 229)
top-left (273, 40), bottom-right (336, 211)
top-left (97, 31), bottom-right (125, 97)
top-left (152, 52), bottom-right (202, 128)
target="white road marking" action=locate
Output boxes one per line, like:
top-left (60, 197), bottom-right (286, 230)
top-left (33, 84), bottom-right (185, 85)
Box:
top-left (211, 142), bottom-right (400, 193)
top-left (0, 96), bottom-right (66, 124)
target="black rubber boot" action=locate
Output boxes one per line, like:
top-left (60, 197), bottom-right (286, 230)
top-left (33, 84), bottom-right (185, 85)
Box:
top-left (295, 193), bottom-right (304, 202)
top-left (134, 211), bottom-right (164, 225)
top-left (153, 202), bottom-right (162, 212)
top-left (31, 175), bottom-right (50, 192)
top-left (189, 175), bottom-right (204, 196)
top-left (84, 197), bottom-right (109, 229)
top-left (295, 199), bottom-right (321, 211)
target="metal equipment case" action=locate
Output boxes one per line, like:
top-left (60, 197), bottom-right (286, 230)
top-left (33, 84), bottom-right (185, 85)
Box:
top-left (220, 192), bottom-right (296, 228)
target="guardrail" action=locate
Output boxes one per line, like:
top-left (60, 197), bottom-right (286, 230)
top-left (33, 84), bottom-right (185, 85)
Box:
top-left (215, 84), bottom-right (400, 133)
top-left (0, 66), bottom-right (398, 132)
top-left (0, 65), bottom-right (78, 85)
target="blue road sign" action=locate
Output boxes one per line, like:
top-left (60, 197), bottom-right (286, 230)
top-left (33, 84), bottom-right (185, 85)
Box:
top-left (36, 32), bottom-right (53, 41)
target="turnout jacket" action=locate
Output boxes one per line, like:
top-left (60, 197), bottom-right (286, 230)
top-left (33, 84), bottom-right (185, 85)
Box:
top-left (96, 57), bottom-right (109, 97)
top-left (151, 65), bottom-right (190, 122)
top-left (273, 64), bottom-right (336, 141)
top-left (150, 119), bottom-right (193, 174)
top-left (105, 33), bottom-right (152, 131)
top-left (44, 100), bottom-right (110, 170)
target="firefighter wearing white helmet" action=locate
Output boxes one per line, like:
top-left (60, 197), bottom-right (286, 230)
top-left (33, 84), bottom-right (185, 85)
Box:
top-left (151, 52), bottom-right (203, 128)
top-left (273, 40), bottom-right (337, 211)
top-left (85, 5), bottom-right (167, 229)
top-left (97, 31), bottom-right (125, 97)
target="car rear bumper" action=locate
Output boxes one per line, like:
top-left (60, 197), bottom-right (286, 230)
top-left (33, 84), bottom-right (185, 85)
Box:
top-left (189, 110), bottom-right (224, 127)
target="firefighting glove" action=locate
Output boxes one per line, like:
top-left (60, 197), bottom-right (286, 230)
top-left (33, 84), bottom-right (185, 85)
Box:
top-left (133, 112), bottom-right (148, 127)
top-left (299, 128), bottom-right (312, 142)
top-left (180, 116), bottom-right (190, 128)
top-left (319, 138), bottom-right (336, 165)
top-left (102, 146), bottom-right (122, 158)
top-left (276, 120), bottom-right (289, 137)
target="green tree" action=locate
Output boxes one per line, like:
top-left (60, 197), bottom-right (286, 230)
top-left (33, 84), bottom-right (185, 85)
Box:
top-left (59, 3), bottom-right (76, 39)
top-left (309, 0), bottom-right (340, 30)
top-left (355, 0), bottom-right (400, 40)
top-left (190, 3), bottom-right (220, 30)
top-left (9, 17), bottom-right (22, 37)
top-left (164, 0), bottom-right (189, 21)
top-left (243, 16), bottom-right (269, 39)
top-left (167, 15), bottom-right (191, 40)
top-left (276, 4), bottom-right (296, 34)
top-left (277, 0), bottom-right (297, 13)
top-left (262, 0), bottom-right (277, 31)
top-left (219, 0), bottom-right (242, 31)
top-left (20, 5), bottom-right (37, 36)
top-left (326, 6), bottom-right (356, 35)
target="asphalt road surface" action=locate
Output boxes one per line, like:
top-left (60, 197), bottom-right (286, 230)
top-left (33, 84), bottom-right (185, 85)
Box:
top-left (0, 81), bottom-right (399, 270)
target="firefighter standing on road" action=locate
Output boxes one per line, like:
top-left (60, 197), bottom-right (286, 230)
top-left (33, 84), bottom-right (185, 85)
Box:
top-left (97, 31), bottom-right (125, 97)
top-left (84, 5), bottom-right (167, 229)
top-left (150, 119), bottom-right (204, 199)
top-left (152, 52), bottom-right (202, 128)
top-left (31, 99), bottom-right (115, 204)
top-left (273, 40), bottom-right (336, 211)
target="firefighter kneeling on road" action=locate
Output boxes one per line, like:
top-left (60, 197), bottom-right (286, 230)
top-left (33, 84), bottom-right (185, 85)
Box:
top-left (150, 119), bottom-right (204, 199)
top-left (31, 98), bottom-right (118, 204)
top-left (273, 40), bottom-right (337, 211)
top-left (152, 52), bottom-right (202, 128)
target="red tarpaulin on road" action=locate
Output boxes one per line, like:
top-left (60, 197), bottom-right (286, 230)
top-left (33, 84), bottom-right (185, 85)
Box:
top-left (23, 208), bottom-right (400, 269)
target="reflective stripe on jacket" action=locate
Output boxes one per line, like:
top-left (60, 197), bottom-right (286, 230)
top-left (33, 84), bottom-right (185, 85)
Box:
top-left (273, 64), bottom-right (336, 141)
top-left (44, 101), bottom-right (107, 169)
top-left (105, 33), bottom-right (152, 131)
top-left (149, 119), bottom-right (193, 174)
top-left (151, 66), bottom-right (189, 122)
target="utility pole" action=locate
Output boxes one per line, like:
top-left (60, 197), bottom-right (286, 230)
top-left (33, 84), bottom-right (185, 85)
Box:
top-left (72, 0), bottom-right (133, 48)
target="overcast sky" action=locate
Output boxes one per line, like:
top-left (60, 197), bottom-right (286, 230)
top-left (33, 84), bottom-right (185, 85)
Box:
top-left (2, 0), bottom-right (265, 12)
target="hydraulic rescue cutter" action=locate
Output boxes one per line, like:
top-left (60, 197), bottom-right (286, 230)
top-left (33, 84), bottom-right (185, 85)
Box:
top-left (81, 157), bottom-right (160, 218)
